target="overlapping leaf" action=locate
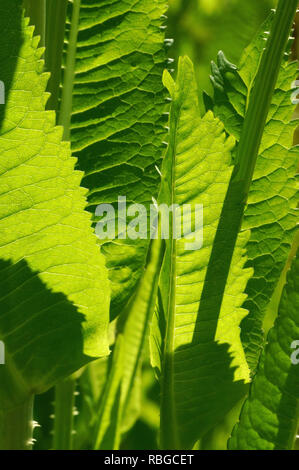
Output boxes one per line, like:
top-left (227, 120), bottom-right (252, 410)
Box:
top-left (151, 57), bottom-right (252, 450)
top-left (208, 17), bottom-right (299, 372)
top-left (75, 356), bottom-right (109, 449)
top-left (229, 248), bottom-right (299, 450)
top-left (94, 236), bottom-right (164, 449)
top-left (0, 3), bottom-right (110, 408)
top-left (63, 0), bottom-right (169, 316)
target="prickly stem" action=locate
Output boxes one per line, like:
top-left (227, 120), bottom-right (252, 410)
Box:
top-left (53, 377), bottom-right (77, 450)
top-left (0, 395), bottom-right (34, 450)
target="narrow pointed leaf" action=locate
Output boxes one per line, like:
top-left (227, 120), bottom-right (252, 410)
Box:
top-left (153, 57), bottom-right (252, 450)
top-left (94, 236), bottom-right (164, 449)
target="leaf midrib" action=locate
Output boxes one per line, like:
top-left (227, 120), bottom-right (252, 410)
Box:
top-left (160, 93), bottom-right (183, 450)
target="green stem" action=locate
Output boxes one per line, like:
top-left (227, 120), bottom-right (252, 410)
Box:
top-left (194, 0), bottom-right (298, 335)
top-left (0, 396), bottom-right (34, 450)
top-left (233, 0), bottom-right (298, 194)
top-left (198, 0), bottom-right (298, 339)
top-left (160, 0), bottom-right (298, 449)
top-left (160, 223), bottom-right (179, 449)
top-left (295, 424), bottom-right (299, 450)
top-left (53, 377), bottom-right (76, 450)
top-left (23, 0), bottom-right (46, 47)
top-left (59, 0), bottom-right (81, 140)
top-left (45, 0), bottom-right (68, 112)
top-left (94, 339), bottom-right (123, 450)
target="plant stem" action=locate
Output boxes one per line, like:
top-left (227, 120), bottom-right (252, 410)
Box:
top-left (193, 0), bottom-right (298, 338)
top-left (45, 0), bottom-right (68, 112)
top-left (295, 423), bottom-right (299, 450)
top-left (53, 377), bottom-right (77, 450)
top-left (0, 396), bottom-right (34, 450)
top-left (59, 0), bottom-right (81, 140)
top-left (233, 0), bottom-right (298, 194)
top-left (23, 0), bottom-right (46, 47)
top-left (160, 227), bottom-right (179, 449)
top-left (94, 339), bottom-right (123, 450)
top-left (160, 0), bottom-right (298, 449)
top-left (50, 0), bottom-right (79, 451)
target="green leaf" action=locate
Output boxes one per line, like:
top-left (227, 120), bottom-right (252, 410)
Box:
top-left (149, 288), bottom-right (165, 379)
top-left (154, 57), bottom-right (252, 450)
top-left (75, 356), bottom-right (109, 449)
top-left (94, 236), bottom-right (164, 449)
top-left (209, 15), bottom-right (299, 372)
top-left (94, 336), bottom-right (124, 450)
top-left (229, 247), bottom-right (299, 450)
top-left (0, 2), bottom-right (110, 408)
top-left (61, 0), bottom-right (169, 317)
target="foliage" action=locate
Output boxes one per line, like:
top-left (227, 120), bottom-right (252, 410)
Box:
top-left (0, 0), bottom-right (298, 451)
top-left (61, 0), bottom-right (169, 317)
top-left (0, 0), bottom-right (109, 411)
top-left (229, 248), bottom-right (299, 450)
top-left (151, 57), bottom-right (251, 449)
top-left (208, 13), bottom-right (299, 373)
top-left (167, 0), bottom-right (276, 97)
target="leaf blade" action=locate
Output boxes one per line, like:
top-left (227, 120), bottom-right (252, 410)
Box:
top-left (156, 57), bottom-right (251, 450)
top-left (63, 0), bottom-right (169, 316)
top-left (209, 17), bottom-right (299, 372)
top-left (0, 3), bottom-right (110, 406)
top-left (229, 248), bottom-right (299, 450)
top-left (94, 236), bottom-right (164, 449)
